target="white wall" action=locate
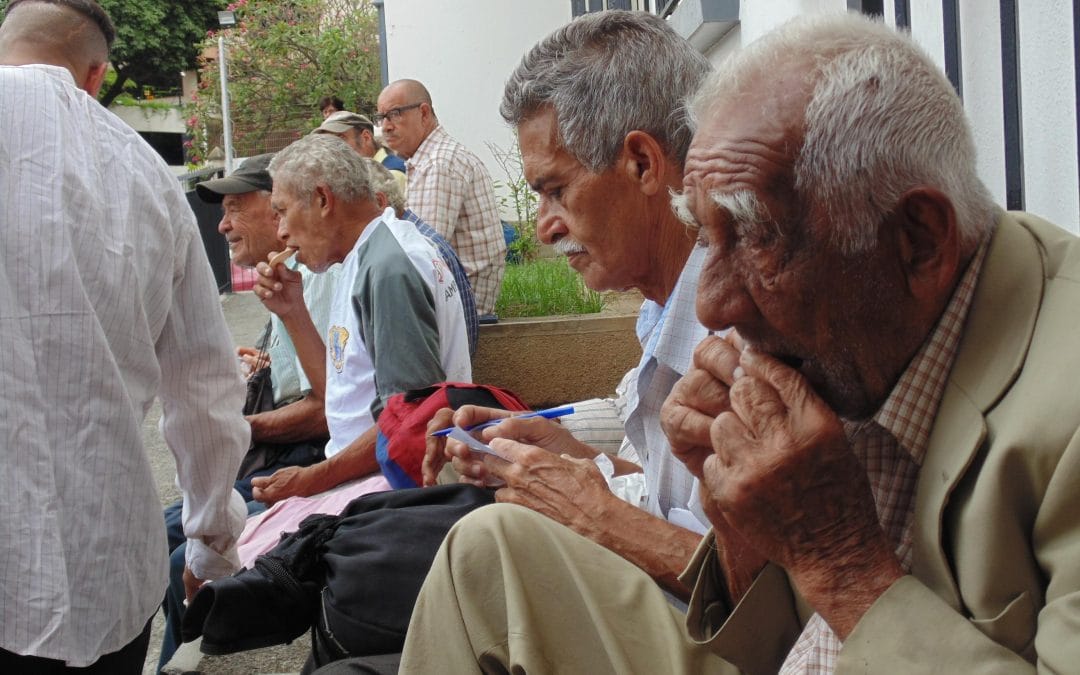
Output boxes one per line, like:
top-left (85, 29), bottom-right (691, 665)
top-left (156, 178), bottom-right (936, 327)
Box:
top-left (698, 0), bottom-right (1080, 234)
top-left (383, 0), bottom-right (571, 212)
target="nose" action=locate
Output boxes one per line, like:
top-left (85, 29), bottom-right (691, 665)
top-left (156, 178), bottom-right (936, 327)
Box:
top-left (217, 211), bottom-right (231, 235)
top-left (535, 197), bottom-right (568, 245)
top-left (276, 219), bottom-right (289, 243)
top-left (694, 248), bottom-right (758, 332)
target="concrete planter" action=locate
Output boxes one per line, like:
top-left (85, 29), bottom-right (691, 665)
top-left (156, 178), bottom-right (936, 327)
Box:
top-left (472, 312), bottom-right (640, 408)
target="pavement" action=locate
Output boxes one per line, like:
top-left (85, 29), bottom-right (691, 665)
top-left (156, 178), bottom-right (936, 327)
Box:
top-left (142, 291), bottom-right (310, 675)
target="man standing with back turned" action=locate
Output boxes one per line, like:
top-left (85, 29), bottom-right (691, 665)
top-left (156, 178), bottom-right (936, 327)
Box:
top-left (0, 1), bottom-right (250, 672)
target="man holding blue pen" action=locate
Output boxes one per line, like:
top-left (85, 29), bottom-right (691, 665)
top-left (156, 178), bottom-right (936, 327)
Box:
top-left (417, 9), bottom-right (715, 605)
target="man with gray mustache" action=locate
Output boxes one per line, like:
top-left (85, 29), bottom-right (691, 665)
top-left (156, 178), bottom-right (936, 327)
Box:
top-left (421, 9), bottom-right (714, 606)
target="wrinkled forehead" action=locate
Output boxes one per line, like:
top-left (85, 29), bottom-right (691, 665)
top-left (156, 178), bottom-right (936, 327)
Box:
top-left (377, 84), bottom-right (412, 110)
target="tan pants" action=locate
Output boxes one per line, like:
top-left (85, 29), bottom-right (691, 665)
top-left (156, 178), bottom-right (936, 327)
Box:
top-left (400, 503), bottom-right (734, 674)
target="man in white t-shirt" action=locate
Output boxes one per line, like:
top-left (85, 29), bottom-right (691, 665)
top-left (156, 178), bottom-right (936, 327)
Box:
top-left (250, 133), bottom-right (471, 504)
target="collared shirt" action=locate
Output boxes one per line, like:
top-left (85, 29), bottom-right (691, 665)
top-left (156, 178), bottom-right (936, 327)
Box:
top-left (405, 125), bottom-right (506, 314)
top-left (0, 65), bottom-right (249, 665)
top-left (401, 209), bottom-right (479, 355)
top-left (622, 245), bottom-right (710, 522)
top-left (779, 239), bottom-right (991, 674)
top-left (268, 262), bottom-right (341, 402)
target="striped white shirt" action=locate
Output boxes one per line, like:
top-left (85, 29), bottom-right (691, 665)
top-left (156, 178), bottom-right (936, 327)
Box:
top-left (0, 64), bottom-right (250, 665)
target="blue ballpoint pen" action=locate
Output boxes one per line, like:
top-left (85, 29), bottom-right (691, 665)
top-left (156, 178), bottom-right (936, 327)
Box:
top-left (430, 405), bottom-right (576, 437)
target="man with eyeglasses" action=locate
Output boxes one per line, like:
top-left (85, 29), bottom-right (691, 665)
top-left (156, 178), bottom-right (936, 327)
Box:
top-left (376, 79), bottom-right (506, 317)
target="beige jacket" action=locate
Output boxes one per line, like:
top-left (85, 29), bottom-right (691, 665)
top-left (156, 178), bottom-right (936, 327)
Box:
top-left (682, 212), bottom-right (1080, 674)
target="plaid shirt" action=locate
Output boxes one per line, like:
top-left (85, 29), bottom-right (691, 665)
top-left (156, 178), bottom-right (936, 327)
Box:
top-left (406, 125), bottom-right (506, 314)
top-left (780, 239), bottom-right (991, 674)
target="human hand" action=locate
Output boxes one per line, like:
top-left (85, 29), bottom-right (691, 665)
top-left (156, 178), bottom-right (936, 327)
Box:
top-left (703, 348), bottom-right (903, 637)
top-left (445, 406), bottom-right (594, 487)
top-left (661, 332), bottom-right (743, 477)
top-left (421, 407), bottom-right (456, 486)
top-left (253, 251), bottom-right (303, 319)
top-left (484, 437), bottom-right (615, 538)
top-left (182, 566), bottom-right (205, 603)
top-left (251, 465), bottom-right (319, 505)
top-left (236, 346), bottom-right (271, 377)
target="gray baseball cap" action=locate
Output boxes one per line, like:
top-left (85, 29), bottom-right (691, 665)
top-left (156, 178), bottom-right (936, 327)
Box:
top-left (195, 153), bottom-right (275, 203)
top-left (314, 111), bottom-right (374, 135)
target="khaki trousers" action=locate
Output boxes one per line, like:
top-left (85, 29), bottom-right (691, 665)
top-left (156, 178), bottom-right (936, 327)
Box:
top-left (401, 503), bottom-right (734, 674)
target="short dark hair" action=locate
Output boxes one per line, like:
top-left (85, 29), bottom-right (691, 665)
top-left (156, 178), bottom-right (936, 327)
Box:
top-left (4, 0), bottom-right (115, 46)
top-left (318, 95), bottom-right (345, 111)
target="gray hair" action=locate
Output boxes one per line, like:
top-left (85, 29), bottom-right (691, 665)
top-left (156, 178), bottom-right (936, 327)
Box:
top-left (690, 12), bottom-right (998, 256)
top-left (269, 134), bottom-right (377, 204)
top-left (501, 9), bottom-right (711, 171)
top-left (365, 160), bottom-right (406, 216)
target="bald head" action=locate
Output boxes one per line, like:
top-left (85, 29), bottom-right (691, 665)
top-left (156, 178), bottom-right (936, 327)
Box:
top-left (0, 0), bottom-right (115, 95)
top-left (386, 79), bottom-right (432, 107)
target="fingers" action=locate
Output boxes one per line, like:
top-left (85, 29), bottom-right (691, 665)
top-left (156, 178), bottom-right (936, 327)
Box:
top-left (422, 408), bottom-right (455, 486)
top-left (451, 405), bottom-right (513, 430)
top-left (692, 334), bottom-right (743, 387)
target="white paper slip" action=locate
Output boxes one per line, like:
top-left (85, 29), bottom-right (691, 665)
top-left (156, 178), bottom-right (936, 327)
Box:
top-left (446, 426), bottom-right (509, 459)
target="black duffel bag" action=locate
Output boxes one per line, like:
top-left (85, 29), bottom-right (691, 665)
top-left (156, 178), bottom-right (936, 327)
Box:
top-left (183, 484), bottom-right (494, 656)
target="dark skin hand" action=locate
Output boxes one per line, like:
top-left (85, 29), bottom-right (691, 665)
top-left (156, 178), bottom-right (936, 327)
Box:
top-left (664, 332), bottom-right (904, 638)
top-left (661, 332), bottom-right (767, 600)
top-left (424, 405), bottom-right (701, 597)
top-left (183, 567), bottom-right (202, 603)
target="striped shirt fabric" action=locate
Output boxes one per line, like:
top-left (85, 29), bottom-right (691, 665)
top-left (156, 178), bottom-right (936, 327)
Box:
top-left (0, 65), bottom-right (250, 665)
top-left (405, 125), bottom-right (506, 314)
top-left (779, 239), bottom-right (991, 674)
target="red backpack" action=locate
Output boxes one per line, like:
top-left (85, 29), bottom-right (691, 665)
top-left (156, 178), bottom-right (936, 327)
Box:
top-left (375, 382), bottom-right (530, 489)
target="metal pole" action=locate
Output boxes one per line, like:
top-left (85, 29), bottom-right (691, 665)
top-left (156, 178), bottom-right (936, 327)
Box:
top-left (218, 34), bottom-right (234, 175)
top-left (373, 0), bottom-right (389, 88)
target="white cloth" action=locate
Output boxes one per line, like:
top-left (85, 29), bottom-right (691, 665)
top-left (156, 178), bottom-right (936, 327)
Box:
top-left (622, 245), bottom-right (710, 525)
top-left (0, 65), bottom-right (249, 665)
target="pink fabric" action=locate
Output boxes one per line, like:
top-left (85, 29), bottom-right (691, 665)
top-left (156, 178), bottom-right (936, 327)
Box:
top-left (237, 475), bottom-right (391, 568)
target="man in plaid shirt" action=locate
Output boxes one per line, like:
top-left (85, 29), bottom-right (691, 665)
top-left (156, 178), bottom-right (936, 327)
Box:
top-left (376, 79), bottom-right (506, 316)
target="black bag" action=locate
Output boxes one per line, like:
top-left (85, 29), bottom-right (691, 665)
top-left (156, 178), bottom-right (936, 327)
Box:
top-left (183, 484), bottom-right (494, 657)
top-left (236, 321), bottom-right (326, 480)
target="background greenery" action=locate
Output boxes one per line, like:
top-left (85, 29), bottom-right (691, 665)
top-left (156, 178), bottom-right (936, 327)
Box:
top-left (185, 0), bottom-right (381, 163)
top-left (496, 257), bottom-right (604, 318)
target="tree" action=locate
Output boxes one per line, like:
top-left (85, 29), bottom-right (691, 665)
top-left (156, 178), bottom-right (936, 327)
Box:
top-left (186, 0), bottom-right (381, 164)
top-left (0, 0), bottom-right (225, 106)
top-left (97, 0), bottom-right (226, 106)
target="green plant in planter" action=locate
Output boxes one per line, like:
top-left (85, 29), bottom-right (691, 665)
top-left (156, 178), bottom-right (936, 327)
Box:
top-left (496, 257), bottom-right (605, 318)
top-left (487, 141), bottom-right (539, 263)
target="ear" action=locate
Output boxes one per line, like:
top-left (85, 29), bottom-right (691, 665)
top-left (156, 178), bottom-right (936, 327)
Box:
top-left (892, 187), bottom-right (962, 301)
top-left (375, 191), bottom-right (390, 209)
top-left (619, 131), bottom-right (669, 197)
top-left (314, 185), bottom-right (333, 216)
top-left (84, 62), bottom-right (108, 97)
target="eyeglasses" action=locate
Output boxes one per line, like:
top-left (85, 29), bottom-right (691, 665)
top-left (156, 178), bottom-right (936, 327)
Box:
top-left (373, 102), bottom-right (422, 125)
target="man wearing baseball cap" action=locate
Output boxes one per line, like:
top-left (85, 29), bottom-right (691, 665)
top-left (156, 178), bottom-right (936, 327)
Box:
top-left (158, 153), bottom-right (342, 671)
top-left (314, 110), bottom-right (407, 191)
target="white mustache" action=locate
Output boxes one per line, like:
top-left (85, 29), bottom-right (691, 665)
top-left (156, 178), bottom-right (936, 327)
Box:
top-left (553, 238), bottom-right (586, 256)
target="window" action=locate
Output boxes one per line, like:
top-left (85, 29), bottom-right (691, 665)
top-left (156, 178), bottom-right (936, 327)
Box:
top-left (571, 0), bottom-right (644, 18)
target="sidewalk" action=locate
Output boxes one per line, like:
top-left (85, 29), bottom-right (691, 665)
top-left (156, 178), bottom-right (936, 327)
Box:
top-left (143, 291), bottom-right (309, 675)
